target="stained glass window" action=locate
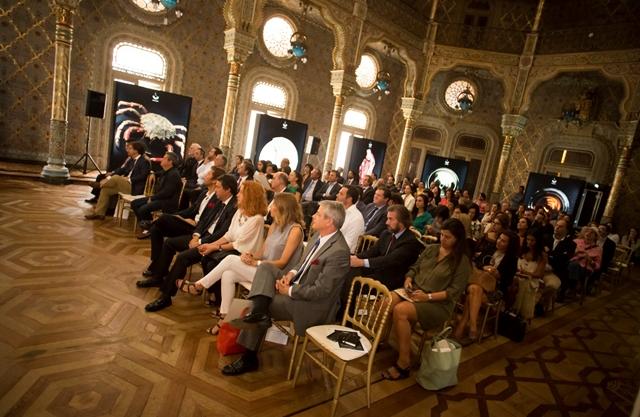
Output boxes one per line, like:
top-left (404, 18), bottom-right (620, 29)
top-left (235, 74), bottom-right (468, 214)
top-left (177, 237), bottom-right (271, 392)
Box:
top-left (262, 16), bottom-right (295, 58)
top-left (444, 80), bottom-right (476, 110)
top-left (355, 54), bottom-right (378, 89)
top-left (112, 42), bottom-right (167, 80)
top-left (131, 0), bottom-right (166, 13)
top-left (343, 109), bottom-right (368, 130)
top-left (251, 81), bottom-right (287, 109)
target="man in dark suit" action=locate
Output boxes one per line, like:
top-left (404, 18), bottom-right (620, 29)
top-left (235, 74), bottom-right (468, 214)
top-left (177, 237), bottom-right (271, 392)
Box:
top-left (350, 205), bottom-right (423, 290)
top-left (362, 186), bottom-right (390, 237)
top-left (131, 152), bottom-right (183, 230)
top-left (360, 175), bottom-right (375, 205)
top-left (143, 167), bottom-right (226, 276)
top-left (85, 141), bottom-right (151, 220)
top-left (137, 174), bottom-right (238, 312)
top-left (315, 169), bottom-right (340, 201)
top-left (179, 143), bottom-right (205, 208)
top-left (300, 168), bottom-right (324, 229)
top-left (548, 219), bottom-right (577, 301)
top-left (222, 201), bottom-right (350, 375)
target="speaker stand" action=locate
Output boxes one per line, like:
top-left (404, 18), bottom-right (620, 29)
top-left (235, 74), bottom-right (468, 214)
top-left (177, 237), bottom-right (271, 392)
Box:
top-left (71, 118), bottom-right (102, 175)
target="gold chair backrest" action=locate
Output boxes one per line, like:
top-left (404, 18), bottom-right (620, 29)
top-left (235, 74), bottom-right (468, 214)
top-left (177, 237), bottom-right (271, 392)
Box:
top-left (613, 245), bottom-right (633, 265)
top-left (355, 235), bottom-right (379, 255)
top-left (177, 178), bottom-right (187, 204)
top-left (342, 277), bottom-right (392, 346)
top-left (143, 172), bottom-right (155, 196)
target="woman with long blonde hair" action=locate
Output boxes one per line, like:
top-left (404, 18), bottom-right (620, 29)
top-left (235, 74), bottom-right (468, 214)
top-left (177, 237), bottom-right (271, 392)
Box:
top-left (193, 192), bottom-right (304, 335)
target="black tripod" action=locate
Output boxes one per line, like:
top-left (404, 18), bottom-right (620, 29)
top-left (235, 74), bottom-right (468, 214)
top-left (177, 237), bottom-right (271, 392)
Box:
top-left (72, 117), bottom-right (102, 174)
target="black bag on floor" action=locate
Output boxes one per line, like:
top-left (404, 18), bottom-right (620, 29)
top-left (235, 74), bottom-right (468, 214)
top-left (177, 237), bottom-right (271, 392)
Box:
top-left (498, 311), bottom-right (527, 342)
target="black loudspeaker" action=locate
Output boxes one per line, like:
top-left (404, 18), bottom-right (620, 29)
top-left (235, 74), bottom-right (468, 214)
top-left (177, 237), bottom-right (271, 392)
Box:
top-left (309, 136), bottom-right (321, 155)
top-left (85, 90), bottom-right (106, 118)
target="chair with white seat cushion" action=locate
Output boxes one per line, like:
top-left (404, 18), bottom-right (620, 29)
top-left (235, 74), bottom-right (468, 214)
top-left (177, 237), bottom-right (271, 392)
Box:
top-left (292, 277), bottom-right (391, 417)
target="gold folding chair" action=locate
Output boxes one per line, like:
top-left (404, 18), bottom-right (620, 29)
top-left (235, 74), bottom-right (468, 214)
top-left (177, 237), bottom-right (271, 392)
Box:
top-left (292, 277), bottom-right (392, 417)
top-left (115, 172), bottom-right (155, 230)
top-left (355, 235), bottom-right (379, 255)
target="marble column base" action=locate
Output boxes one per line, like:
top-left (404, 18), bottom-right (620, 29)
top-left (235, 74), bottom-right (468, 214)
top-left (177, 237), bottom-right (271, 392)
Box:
top-left (41, 163), bottom-right (70, 184)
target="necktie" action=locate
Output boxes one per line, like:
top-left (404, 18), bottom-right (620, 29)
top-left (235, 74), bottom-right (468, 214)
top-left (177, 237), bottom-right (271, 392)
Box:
top-left (385, 234), bottom-right (397, 255)
top-left (293, 239), bottom-right (321, 284)
top-left (365, 207), bottom-right (379, 227)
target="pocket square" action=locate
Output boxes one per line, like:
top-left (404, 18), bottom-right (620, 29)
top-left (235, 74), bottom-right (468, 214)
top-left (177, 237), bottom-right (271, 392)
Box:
top-left (311, 259), bottom-right (320, 266)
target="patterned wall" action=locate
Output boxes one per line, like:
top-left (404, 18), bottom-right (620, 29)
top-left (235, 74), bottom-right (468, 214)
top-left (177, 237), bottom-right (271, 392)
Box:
top-left (502, 71), bottom-right (624, 201)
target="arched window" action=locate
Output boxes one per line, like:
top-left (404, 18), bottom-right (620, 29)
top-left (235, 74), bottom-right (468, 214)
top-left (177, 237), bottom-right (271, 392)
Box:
top-left (355, 54), bottom-right (378, 89)
top-left (112, 42), bottom-right (167, 90)
top-left (244, 80), bottom-right (289, 158)
top-left (262, 16), bottom-right (296, 58)
top-left (335, 108), bottom-right (369, 170)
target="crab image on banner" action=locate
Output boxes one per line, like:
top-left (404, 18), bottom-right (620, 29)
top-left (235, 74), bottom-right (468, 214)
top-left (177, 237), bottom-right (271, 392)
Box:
top-left (108, 81), bottom-right (192, 171)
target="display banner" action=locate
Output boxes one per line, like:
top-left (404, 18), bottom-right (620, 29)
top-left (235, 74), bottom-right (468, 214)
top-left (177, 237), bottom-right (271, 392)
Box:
top-left (524, 173), bottom-right (585, 215)
top-left (253, 114), bottom-right (307, 171)
top-left (109, 82), bottom-right (192, 171)
top-left (345, 137), bottom-right (387, 185)
top-left (421, 155), bottom-right (469, 197)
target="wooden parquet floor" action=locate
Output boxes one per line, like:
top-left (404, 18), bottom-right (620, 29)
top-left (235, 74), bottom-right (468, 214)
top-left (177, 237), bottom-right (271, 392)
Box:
top-left (0, 177), bottom-right (638, 417)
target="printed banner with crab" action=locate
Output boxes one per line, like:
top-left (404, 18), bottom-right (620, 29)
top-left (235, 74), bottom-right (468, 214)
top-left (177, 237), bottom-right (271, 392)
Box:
top-left (108, 81), bottom-right (192, 171)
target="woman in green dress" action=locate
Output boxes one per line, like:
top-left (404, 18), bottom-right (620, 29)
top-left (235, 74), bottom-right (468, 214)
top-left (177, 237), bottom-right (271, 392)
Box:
top-left (411, 193), bottom-right (433, 234)
top-left (287, 170), bottom-right (303, 202)
top-left (382, 218), bottom-right (471, 380)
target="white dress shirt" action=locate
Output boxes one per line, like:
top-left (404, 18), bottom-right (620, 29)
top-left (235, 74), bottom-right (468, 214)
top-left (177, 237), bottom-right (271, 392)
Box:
top-left (196, 160), bottom-right (214, 185)
top-left (194, 190), bottom-right (215, 223)
top-left (341, 204), bottom-right (365, 253)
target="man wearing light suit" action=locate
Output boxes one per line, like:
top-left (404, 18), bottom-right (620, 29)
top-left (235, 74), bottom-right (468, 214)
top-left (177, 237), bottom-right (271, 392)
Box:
top-left (223, 200), bottom-right (350, 376)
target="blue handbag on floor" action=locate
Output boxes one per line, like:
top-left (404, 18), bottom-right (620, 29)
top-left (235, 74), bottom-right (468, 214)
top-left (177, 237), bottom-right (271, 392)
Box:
top-left (416, 327), bottom-right (462, 390)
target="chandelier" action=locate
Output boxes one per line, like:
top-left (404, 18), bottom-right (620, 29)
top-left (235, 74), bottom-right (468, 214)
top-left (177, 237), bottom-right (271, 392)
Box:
top-left (372, 71), bottom-right (391, 100)
top-left (455, 86), bottom-right (475, 113)
top-left (150, 0), bottom-right (184, 20)
top-left (288, 2), bottom-right (311, 70)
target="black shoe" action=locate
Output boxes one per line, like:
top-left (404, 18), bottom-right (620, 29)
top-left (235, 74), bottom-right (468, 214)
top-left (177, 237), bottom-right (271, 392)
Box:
top-left (84, 197), bottom-right (98, 204)
top-left (142, 269), bottom-right (154, 277)
top-left (145, 296), bottom-right (172, 312)
top-left (136, 230), bottom-right (151, 239)
top-left (222, 356), bottom-right (259, 376)
top-left (231, 312), bottom-right (271, 330)
top-left (136, 278), bottom-right (163, 288)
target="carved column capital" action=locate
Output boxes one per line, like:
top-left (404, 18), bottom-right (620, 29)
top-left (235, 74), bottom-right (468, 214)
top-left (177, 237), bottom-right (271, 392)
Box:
top-left (501, 114), bottom-right (528, 138)
top-left (400, 97), bottom-right (423, 120)
top-left (330, 69), bottom-right (357, 97)
top-left (223, 28), bottom-right (255, 65)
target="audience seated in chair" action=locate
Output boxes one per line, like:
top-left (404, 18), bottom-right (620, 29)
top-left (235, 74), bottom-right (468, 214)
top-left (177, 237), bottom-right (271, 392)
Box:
top-left (85, 141), bottom-right (150, 220)
top-left (362, 186), bottom-right (390, 237)
top-left (191, 193), bottom-right (304, 335)
top-left (179, 143), bottom-right (205, 207)
top-left (144, 167), bottom-right (225, 278)
top-left (512, 231), bottom-right (547, 320)
top-left (411, 193), bottom-right (433, 234)
top-left (221, 201), bottom-right (350, 376)
top-left (382, 218), bottom-right (471, 380)
top-left (132, 152), bottom-right (183, 235)
top-left (136, 174), bottom-right (238, 312)
top-left (548, 219), bottom-right (577, 302)
top-left (350, 205), bottom-right (423, 291)
top-left (336, 185), bottom-right (365, 253)
top-left (454, 230), bottom-right (519, 344)
top-left (300, 168), bottom-right (324, 229)
top-left (566, 227), bottom-right (602, 298)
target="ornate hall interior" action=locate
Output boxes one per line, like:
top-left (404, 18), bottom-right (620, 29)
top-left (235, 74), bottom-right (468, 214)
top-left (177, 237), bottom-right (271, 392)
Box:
top-left (1, 0), bottom-right (640, 416)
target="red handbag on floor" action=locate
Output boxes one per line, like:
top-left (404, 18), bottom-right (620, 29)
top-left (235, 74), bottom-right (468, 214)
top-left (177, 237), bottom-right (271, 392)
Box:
top-left (216, 322), bottom-right (246, 356)
top-left (216, 299), bottom-right (251, 356)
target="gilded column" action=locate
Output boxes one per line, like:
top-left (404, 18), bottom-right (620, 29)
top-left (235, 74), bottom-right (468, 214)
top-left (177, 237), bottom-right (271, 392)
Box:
top-left (219, 28), bottom-right (255, 156)
top-left (219, 61), bottom-right (242, 155)
top-left (323, 70), bottom-right (355, 171)
top-left (491, 114), bottom-right (527, 201)
top-left (41, 0), bottom-right (81, 183)
top-left (394, 98), bottom-right (422, 180)
top-left (601, 120), bottom-right (638, 223)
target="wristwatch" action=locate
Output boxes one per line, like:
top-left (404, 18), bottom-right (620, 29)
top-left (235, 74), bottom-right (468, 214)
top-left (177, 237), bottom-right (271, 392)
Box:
top-left (427, 293), bottom-right (433, 301)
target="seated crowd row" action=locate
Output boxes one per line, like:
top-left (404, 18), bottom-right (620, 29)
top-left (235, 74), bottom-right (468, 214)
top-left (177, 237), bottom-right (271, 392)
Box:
top-left (83, 141), bottom-right (637, 380)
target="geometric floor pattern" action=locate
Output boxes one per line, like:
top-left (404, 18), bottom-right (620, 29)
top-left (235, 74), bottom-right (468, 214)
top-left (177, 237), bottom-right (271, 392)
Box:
top-left (0, 177), bottom-right (638, 417)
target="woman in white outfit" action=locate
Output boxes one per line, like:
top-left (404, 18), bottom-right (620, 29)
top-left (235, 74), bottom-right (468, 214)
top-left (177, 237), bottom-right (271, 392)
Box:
top-left (195, 193), bottom-right (304, 335)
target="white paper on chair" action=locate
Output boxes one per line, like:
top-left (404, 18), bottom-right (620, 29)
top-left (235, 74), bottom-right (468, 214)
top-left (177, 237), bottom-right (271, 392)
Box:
top-left (122, 209), bottom-right (129, 220)
top-left (265, 324), bottom-right (289, 345)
